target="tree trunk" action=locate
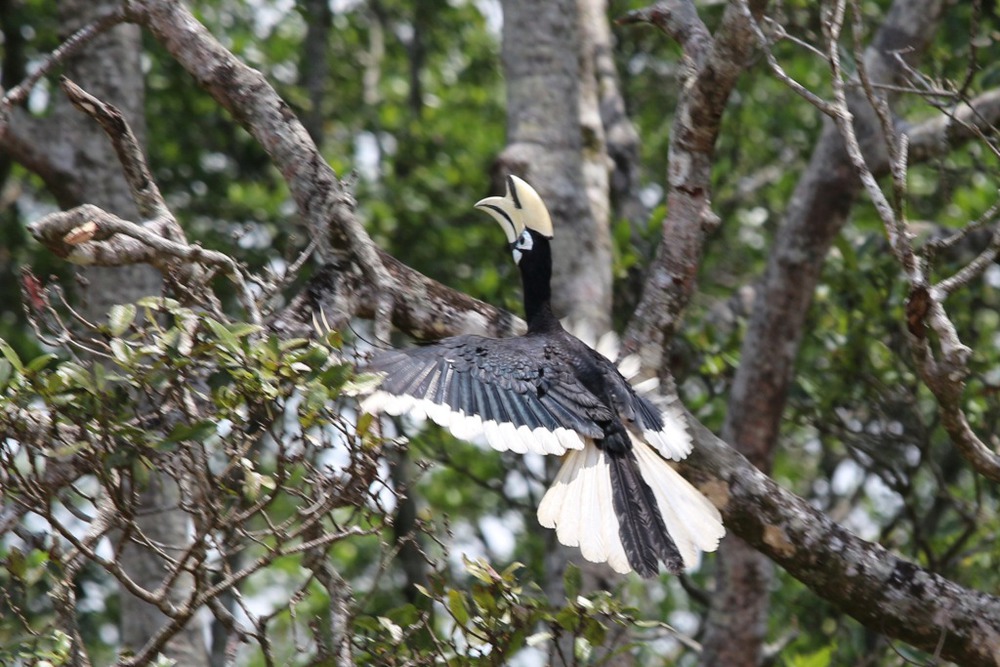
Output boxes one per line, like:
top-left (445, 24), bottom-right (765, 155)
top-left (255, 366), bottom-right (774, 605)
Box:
top-left (576, 0), bottom-right (612, 301)
top-left (497, 0), bottom-right (612, 332)
top-left (54, 1), bottom-right (208, 663)
top-left (298, 0), bottom-right (332, 146)
top-left (498, 1), bottom-right (619, 662)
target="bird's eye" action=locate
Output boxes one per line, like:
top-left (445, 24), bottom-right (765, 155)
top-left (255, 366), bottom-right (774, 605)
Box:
top-left (516, 231), bottom-right (534, 252)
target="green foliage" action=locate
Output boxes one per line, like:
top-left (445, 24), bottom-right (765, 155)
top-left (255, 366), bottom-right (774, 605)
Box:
top-left (352, 559), bottom-right (652, 665)
top-left (4, 1), bottom-right (1000, 665)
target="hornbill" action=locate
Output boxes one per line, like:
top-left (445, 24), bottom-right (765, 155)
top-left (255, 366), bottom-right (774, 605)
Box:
top-left (361, 176), bottom-right (723, 577)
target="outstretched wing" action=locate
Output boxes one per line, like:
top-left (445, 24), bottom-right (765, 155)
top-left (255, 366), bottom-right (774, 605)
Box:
top-left (360, 335), bottom-right (614, 455)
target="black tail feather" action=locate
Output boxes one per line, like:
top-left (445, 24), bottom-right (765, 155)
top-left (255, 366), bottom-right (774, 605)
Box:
top-left (608, 449), bottom-right (684, 576)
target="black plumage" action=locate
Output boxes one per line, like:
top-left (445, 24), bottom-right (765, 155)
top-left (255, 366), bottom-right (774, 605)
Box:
top-left (361, 175), bottom-right (723, 576)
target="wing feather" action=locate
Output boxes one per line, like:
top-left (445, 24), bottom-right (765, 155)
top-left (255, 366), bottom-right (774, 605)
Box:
top-left (362, 335), bottom-right (605, 456)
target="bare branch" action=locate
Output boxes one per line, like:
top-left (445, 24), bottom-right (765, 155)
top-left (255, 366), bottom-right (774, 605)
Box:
top-left (616, 1), bottom-right (712, 66)
top-left (60, 77), bottom-right (178, 232)
top-left (271, 252), bottom-right (524, 345)
top-left (27, 204), bottom-right (261, 325)
top-left (825, 0), bottom-right (920, 281)
top-left (0, 7), bottom-right (126, 118)
top-left (819, 2), bottom-right (1000, 482)
top-left (739, 7), bottom-right (838, 114)
top-left (683, 418), bottom-right (1000, 666)
top-left (123, 0), bottom-right (394, 330)
top-left (933, 215), bottom-right (1000, 297)
top-left (906, 87), bottom-right (1000, 164)
top-left (621, 0), bottom-right (765, 368)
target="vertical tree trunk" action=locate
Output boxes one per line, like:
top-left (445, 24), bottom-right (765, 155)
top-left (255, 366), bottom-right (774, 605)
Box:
top-left (54, 2), bottom-right (207, 663)
top-left (299, 0), bottom-right (332, 146)
top-left (582, 0), bottom-right (645, 227)
top-left (498, 2), bottom-right (619, 663)
top-left (498, 0), bottom-right (612, 332)
top-left (576, 0), bottom-right (612, 292)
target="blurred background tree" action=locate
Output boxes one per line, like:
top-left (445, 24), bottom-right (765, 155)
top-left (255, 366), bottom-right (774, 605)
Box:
top-left (1, 0), bottom-right (999, 665)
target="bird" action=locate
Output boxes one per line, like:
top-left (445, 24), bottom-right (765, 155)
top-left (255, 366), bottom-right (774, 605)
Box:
top-left (360, 175), bottom-right (724, 577)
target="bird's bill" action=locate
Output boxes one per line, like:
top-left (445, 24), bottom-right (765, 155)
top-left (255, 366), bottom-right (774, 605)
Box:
top-left (475, 174), bottom-right (554, 242)
top-left (475, 195), bottom-right (522, 244)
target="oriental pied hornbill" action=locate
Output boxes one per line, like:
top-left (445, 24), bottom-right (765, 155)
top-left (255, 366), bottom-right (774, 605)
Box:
top-left (361, 176), bottom-right (723, 577)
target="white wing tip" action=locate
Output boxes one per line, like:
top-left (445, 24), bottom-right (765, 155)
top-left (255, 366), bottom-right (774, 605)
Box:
top-left (359, 392), bottom-right (584, 456)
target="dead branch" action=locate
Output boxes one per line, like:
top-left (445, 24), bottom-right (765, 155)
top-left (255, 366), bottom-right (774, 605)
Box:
top-left (617, 1), bottom-right (712, 67)
top-left (816, 1), bottom-right (1000, 482)
top-left (620, 0), bottom-right (765, 369)
top-left (0, 7), bottom-right (126, 120)
top-left (60, 78), bottom-right (179, 233)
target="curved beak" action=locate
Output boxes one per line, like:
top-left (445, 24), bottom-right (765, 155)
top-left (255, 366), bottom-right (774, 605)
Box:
top-left (475, 175), bottom-right (553, 243)
top-left (475, 194), bottom-right (522, 244)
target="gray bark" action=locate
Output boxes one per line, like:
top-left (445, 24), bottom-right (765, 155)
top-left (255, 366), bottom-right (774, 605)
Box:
top-left (576, 0), bottom-right (613, 300)
top-left (53, 1), bottom-right (207, 664)
top-left (497, 2), bottom-right (618, 663)
top-left (18, 2), bottom-right (1000, 663)
top-left (621, 0), bottom-right (766, 369)
top-left (498, 0), bottom-right (612, 332)
top-left (299, 0), bottom-right (332, 146)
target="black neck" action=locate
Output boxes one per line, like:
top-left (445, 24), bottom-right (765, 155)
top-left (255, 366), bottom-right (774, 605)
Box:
top-left (519, 231), bottom-right (559, 333)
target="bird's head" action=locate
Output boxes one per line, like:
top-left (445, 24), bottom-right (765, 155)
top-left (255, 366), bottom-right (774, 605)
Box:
top-left (475, 175), bottom-right (553, 265)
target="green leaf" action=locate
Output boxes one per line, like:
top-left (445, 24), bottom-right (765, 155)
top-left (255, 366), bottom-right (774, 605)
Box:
top-left (7, 548), bottom-right (26, 579)
top-left (204, 318), bottom-right (241, 352)
top-left (563, 563), bottom-right (581, 599)
top-left (136, 296), bottom-right (180, 310)
top-left (0, 338), bottom-right (23, 372)
top-left (356, 411), bottom-right (374, 436)
top-left (295, 344), bottom-right (330, 370)
top-left (226, 322), bottom-right (262, 339)
top-left (343, 372), bottom-right (384, 396)
top-left (448, 589), bottom-right (470, 626)
top-left (555, 606), bottom-right (580, 632)
top-left (26, 353), bottom-right (58, 373)
top-left (471, 586), bottom-right (497, 616)
top-left (108, 303), bottom-right (137, 336)
top-left (501, 561), bottom-right (524, 580)
top-left (163, 420), bottom-right (218, 445)
top-left (464, 556), bottom-right (496, 583)
top-left (582, 617), bottom-right (606, 646)
top-left (0, 360), bottom-right (12, 389)
top-left (319, 363), bottom-right (351, 391)
top-left (278, 337), bottom-right (310, 351)
top-left (57, 362), bottom-right (94, 394)
top-left (791, 646), bottom-right (833, 667)
top-left (110, 339), bottom-right (131, 364)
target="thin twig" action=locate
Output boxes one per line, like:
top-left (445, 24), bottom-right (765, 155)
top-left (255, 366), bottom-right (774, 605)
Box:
top-left (0, 8), bottom-right (127, 120)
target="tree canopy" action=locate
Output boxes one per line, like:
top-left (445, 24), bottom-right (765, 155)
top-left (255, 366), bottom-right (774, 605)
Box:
top-left (1, 0), bottom-right (999, 665)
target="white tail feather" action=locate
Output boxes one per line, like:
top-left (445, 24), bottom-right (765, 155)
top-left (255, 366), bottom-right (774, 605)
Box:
top-left (538, 435), bottom-right (723, 574)
top-left (630, 433), bottom-right (725, 569)
top-left (537, 443), bottom-right (631, 574)
top-left (641, 396), bottom-right (694, 461)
